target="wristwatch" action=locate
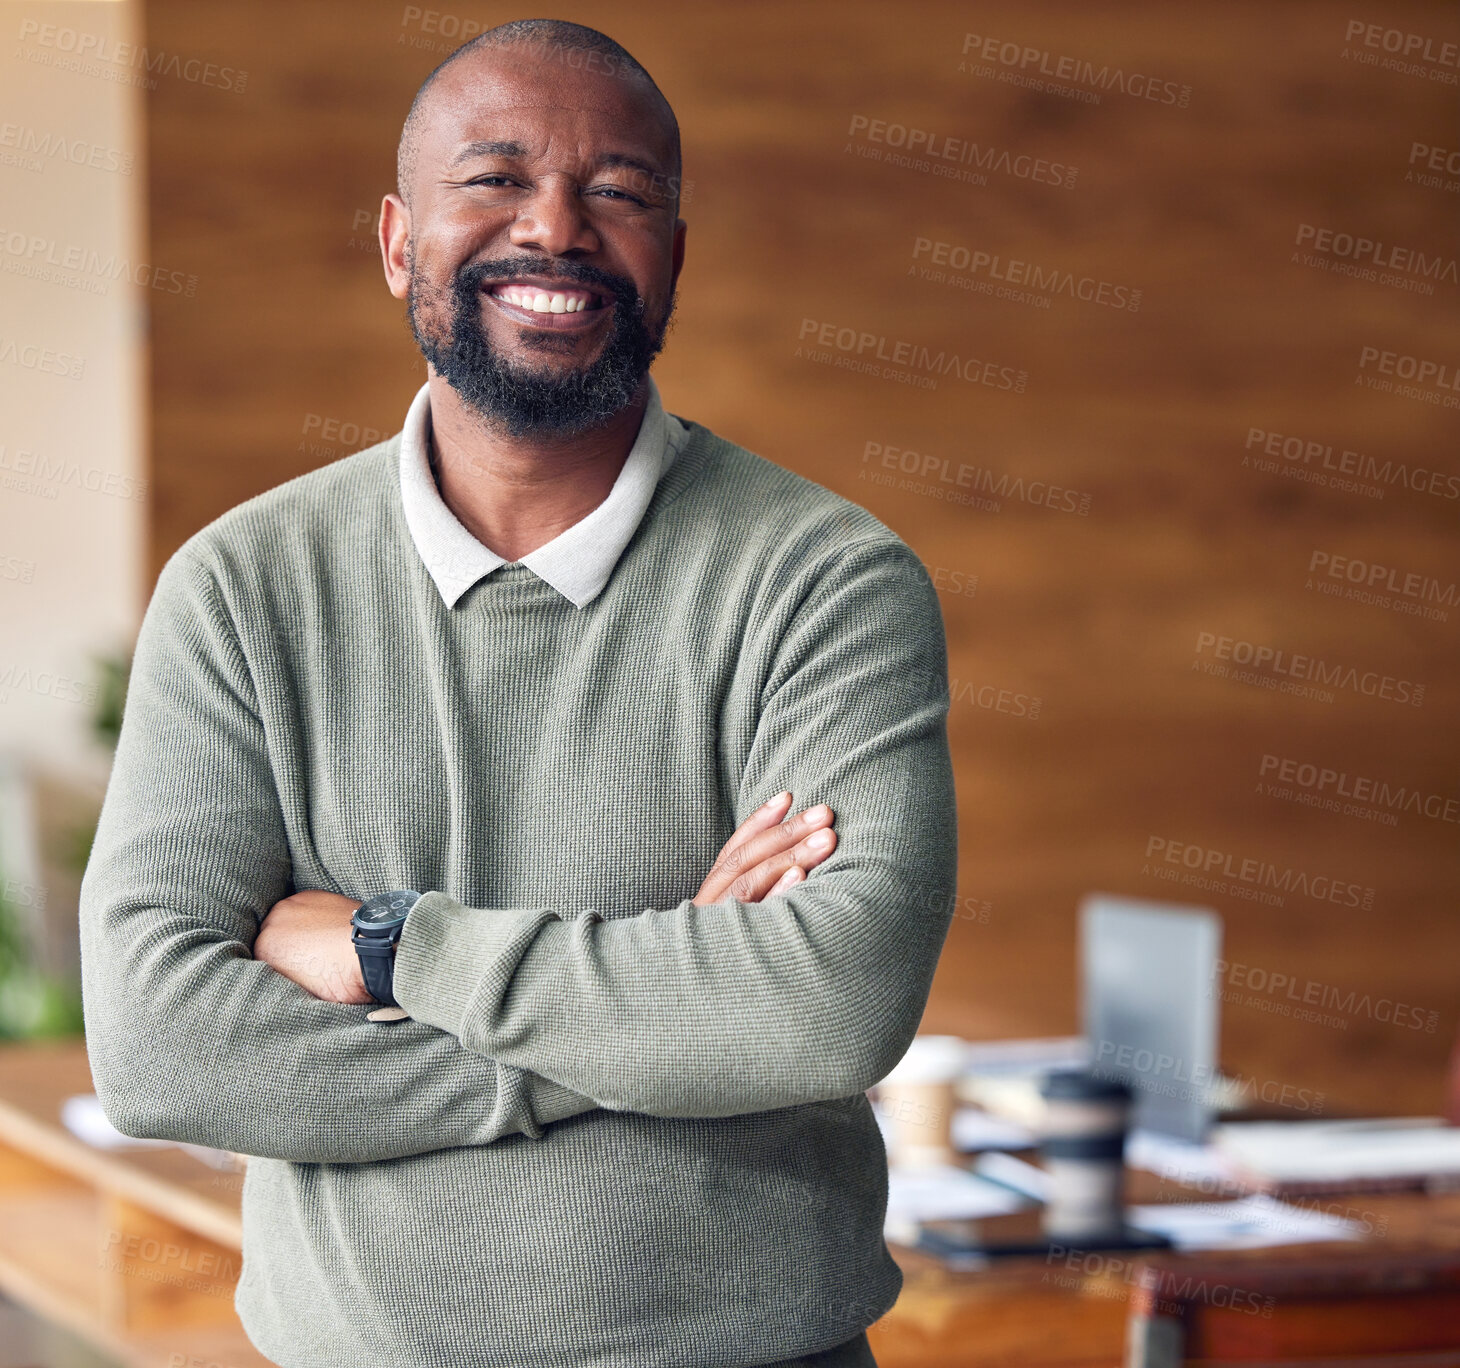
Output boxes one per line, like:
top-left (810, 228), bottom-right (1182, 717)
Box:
top-left (350, 890), bottom-right (421, 1007)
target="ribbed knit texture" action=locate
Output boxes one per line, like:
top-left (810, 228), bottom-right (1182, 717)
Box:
top-left (78, 413), bottom-right (959, 1368)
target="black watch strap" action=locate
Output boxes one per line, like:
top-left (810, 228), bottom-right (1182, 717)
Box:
top-left (351, 890), bottom-right (421, 1007)
top-left (355, 938), bottom-right (399, 1007)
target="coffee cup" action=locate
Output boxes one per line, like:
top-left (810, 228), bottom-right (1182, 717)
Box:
top-left (875, 1035), bottom-right (966, 1169)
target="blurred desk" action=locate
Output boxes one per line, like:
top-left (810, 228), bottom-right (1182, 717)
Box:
top-left (868, 1164), bottom-right (1460, 1366)
top-left (3, 1044), bottom-right (1460, 1368)
top-left (0, 1041), bottom-right (263, 1368)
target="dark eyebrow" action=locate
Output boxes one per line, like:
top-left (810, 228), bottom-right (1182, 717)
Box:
top-left (597, 151), bottom-right (667, 181)
top-left (446, 141), bottom-right (666, 183)
top-left (447, 139), bottom-right (527, 168)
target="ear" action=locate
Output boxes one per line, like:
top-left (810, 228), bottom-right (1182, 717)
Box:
top-left (380, 193), bottom-right (412, 300)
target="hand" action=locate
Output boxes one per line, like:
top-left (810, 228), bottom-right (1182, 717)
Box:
top-left (693, 792), bottom-right (837, 906)
top-left (255, 890), bottom-right (372, 1004)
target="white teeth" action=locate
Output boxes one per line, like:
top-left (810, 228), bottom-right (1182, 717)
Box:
top-left (495, 285), bottom-right (595, 314)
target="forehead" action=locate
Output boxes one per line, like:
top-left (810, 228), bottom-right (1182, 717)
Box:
top-left (416, 46), bottom-right (674, 170)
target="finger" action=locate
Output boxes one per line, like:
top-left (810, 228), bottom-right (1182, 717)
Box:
top-left (701, 805), bottom-right (832, 905)
top-left (712, 804), bottom-right (833, 891)
top-left (722, 826), bottom-right (838, 905)
top-left (701, 801), bottom-right (797, 896)
top-left (770, 865), bottom-right (804, 895)
top-left (693, 801), bottom-right (837, 907)
top-left (713, 791), bottom-right (792, 866)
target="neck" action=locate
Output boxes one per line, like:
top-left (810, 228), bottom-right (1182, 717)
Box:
top-left (425, 373), bottom-right (651, 563)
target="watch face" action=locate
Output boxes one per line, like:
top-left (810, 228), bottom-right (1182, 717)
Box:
top-left (358, 894), bottom-right (415, 927)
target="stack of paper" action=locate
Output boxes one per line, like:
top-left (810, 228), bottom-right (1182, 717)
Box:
top-left (1214, 1117), bottom-right (1460, 1194)
top-left (1126, 1128), bottom-right (1241, 1187)
top-left (1127, 1194), bottom-right (1365, 1250)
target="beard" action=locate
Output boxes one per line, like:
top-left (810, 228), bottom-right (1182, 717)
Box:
top-left (405, 250), bottom-right (675, 440)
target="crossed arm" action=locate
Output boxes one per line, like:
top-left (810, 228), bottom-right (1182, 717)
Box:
top-left (79, 536), bottom-right (957, 1162)
top-left (254, 791), bottom-right (839, 1008)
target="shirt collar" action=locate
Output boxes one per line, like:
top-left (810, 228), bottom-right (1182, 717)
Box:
top-left (399, 376), bottom-right (684, 610)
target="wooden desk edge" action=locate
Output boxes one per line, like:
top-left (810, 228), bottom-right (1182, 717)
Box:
top-left (0, 1047), bottom-right (243, 1251)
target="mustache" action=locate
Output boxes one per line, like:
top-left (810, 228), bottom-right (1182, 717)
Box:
top-left (452, 256), bottom-right (642, 312)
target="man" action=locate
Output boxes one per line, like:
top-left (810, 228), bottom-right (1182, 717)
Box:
top-left (79, 18), bottom-right (957, 1368)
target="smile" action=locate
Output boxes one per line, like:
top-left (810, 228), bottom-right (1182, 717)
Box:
top-left (485, 279), bottom-right (613, 332)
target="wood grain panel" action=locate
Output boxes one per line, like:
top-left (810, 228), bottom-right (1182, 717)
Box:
top-left (142, 0), bottom-right (1460, 1117)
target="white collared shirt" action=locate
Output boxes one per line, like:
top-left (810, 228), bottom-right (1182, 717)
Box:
top-left (399, 376), bottom-right (687, 609)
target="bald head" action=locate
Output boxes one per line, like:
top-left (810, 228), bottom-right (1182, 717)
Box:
top-left (396, 18), bottom-right (681, 214)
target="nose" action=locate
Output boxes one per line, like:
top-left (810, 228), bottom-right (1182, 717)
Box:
top-left (508, 176), bottom-right (601, 257)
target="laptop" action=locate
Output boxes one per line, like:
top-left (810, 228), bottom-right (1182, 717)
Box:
top-left (1079, 894), bottom-right (1222, 1142)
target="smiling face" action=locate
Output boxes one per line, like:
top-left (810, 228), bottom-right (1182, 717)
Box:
top-left (383, 44), bottom-right (686, 440)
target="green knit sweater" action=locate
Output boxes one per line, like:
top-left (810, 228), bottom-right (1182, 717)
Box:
top-left (78, 411), bottom-right (959, 1368)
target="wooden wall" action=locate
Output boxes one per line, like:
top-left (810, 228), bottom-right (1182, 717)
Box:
top-left (143, 1), bottom-right (1460, 1114)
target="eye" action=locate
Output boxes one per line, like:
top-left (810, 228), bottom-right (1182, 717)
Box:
top-left (467, 174), bottom-right (517, 188)
top-left (592, 186), bottom-right (645, 205)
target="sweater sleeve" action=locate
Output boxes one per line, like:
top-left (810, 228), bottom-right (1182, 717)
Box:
top-left (391, 535), bottom-right (960, 1116)
top-left (78, 548), bottom-right (598, 1163)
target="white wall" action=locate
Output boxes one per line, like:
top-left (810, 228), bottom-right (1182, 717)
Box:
top-left (0, 0), bottom-right (144, 979)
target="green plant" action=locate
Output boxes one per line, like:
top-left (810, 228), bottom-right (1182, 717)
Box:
top-left (0, 648), bottom-right (131, 1041)
top-left (61, 647), bottom-right (131, 874)
top-left (0, 884), bottom-right (84, 1040)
